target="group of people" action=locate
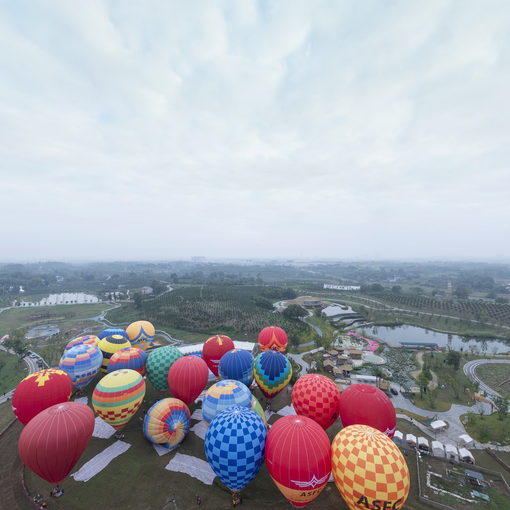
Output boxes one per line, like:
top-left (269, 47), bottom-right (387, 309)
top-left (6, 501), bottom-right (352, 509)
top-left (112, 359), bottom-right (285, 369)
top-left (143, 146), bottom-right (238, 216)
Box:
top-left (50, 485), bottom-right (64, 497)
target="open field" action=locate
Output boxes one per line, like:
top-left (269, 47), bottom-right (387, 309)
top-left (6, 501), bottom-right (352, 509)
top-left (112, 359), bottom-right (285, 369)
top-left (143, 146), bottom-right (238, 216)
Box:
top-left (475, 364), bottom-right (510, 397)
top-left (463, 412), bottom-right (510, 445)
top-left (0, 351), bottom-right (28, 394)
top-left (0, 402), bottom-right (15, 432)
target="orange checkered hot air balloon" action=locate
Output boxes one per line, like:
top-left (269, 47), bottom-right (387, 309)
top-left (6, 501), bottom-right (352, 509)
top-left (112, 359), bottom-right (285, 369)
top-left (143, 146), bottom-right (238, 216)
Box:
top-left (331, 424), bottom-right (410, 510)
top-left (258, 326), bottom-right (288, 352)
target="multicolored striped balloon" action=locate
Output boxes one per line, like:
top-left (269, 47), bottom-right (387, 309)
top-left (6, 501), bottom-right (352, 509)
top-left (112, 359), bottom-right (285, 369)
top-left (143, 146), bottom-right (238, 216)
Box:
top-left (92, 369), bottom-right (146, 430)
top-left (253, 351), bottom-right (292, 399)
top-left (107, 347), bottom-right (148, 375)
top-left (98, 328), bottom-right (128, 340)
top-left (98, 335), bottom-right (132, 373)
top-left (202, 380), bottom-right (252, 424)
top-left (218, 349), bottom-right (254, 387)
top-left (146, 346), bottom-right (183, 392)
top-left (59, 344), bottom-right (103, 388)
top-left (143, 398), bottom-right (190, 450)
top-left (64, 335), bottom-right (99, 352)
top-left (126, 320), bottom-right (155, 350)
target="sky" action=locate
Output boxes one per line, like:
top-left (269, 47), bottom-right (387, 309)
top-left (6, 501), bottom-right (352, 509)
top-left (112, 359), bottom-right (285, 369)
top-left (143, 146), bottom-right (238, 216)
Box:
top-left (1, 1), bottom-right (509, 262)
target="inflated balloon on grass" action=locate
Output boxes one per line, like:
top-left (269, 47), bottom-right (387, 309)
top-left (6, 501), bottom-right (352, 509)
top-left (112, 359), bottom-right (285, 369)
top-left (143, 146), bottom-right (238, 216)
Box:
top-left (258, 326), bottom-right (288, 352)
top-left (98, 334), bottom-right (131, 373)
top-left (107, 347), bottom-right (148, 375)
top-left (59, 344), bottom-right (103, 388)
top-left (253, 350), bottom-right (292, 399)
top-left (168, 355), bottom-right (209, 405)
top-left (218, 349), bottom-right (254, 387)
top-left (202, 335), bottom-right (234, 376)
top-left (64, 334), bottom-right (99, 352)
top-left (126, 320), bottom-right (155, 350)
top-left (202, 379), bottom-right (252, 424)
top-left (146, 346), bottom-right (183, 392)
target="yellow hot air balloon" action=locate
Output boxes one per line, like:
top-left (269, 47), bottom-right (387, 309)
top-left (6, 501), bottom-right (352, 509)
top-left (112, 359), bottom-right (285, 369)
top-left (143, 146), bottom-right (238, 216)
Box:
top-left (331, 424), bottom-right (410, 510)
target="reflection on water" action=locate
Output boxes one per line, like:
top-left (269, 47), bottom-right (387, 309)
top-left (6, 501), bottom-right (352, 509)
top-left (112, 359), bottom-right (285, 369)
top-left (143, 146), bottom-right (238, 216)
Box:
top-left (364, 324), bottom-right (510, 354)
top-left (19, 293), bottom-right (99, 306)
top-left (26, 324), bottom-right (60, 339)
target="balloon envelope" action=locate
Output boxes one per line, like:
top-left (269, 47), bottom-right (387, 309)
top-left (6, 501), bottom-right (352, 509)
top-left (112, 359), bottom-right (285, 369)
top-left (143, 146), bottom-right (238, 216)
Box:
top-left (253, 351), bottom-right (292, 399)
top-left (18, 402), bottom-right (94, 483)
top-left (205, 406), bottom-right (266, 492)
top-left (168, 355), bottom-right (209, 405)
top-left (98, 334), bottom-right (132, 373)
top-left (202, 380), bottom-right (252, 424)
top-left (251, 396), bottom-right (267, 427)
top-left (64, 335), bottom-right (99, 352)
top-left (92, 369), bottom-right (146, 430)
top-left (146, 346), bottom-right (183, 391)
top-left (59, 344), bottom-right (103, 388)
top-left (292, 374), bottom-right (341, 429)
top-left (258, 326), bottom-right (288, 352)
top-left (12, 369), bottom-right (73, 425)
top-left (108, 347), bottom-right (148, 375)
top-left (126, 320), bottom-right (155, 350)
top-left (202, 335), bottom-right (234, 376)
top-left (339, 384), bottom-right (396, 437)
top-left (266, 415), bottom-right (331, 507)
top-left (143, 398), bottom-right (191, 450)
top-left (331, 425), bottom-right (410, 510)
top-left (218, 349), bottom-right (254, 387)
top-left (98, 328), bottom-right (128, 340)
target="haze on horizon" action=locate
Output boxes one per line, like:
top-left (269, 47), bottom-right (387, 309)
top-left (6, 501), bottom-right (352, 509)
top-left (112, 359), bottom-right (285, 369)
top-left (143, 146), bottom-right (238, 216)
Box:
top-left (1, 1), bottom-right (509, 262)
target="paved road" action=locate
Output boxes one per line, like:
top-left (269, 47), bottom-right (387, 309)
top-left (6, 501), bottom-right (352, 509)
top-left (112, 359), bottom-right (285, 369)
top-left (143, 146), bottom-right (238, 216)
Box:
top-left (464, 359), bottom-right (510, 398)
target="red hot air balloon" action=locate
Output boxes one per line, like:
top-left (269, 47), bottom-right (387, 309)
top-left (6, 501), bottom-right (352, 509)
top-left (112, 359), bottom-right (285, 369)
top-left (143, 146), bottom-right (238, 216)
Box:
top-left (292, 374), bottom-right (341, 429)
top-left (12, 369), bottom-right (73, 425)
top-left (168, 356), bottom-right (209, 406)
top-left (266, 415), bottom-right (331, 507)
top-left (338, 384), bottom-right (396, 438)
top-left (18, 402), bottom-right (94, 483)
top-left (258, 326), bottom-right (288, 352)
top-left (202, 335), bottom-right (234, 377)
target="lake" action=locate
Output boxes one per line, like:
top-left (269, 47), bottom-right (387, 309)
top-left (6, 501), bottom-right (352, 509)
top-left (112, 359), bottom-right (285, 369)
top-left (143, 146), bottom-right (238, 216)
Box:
top-left (26, 324), bottom-right (60, 339)
top-left (362, 324), bottom-right (510, 354)
top-left (19, 293), bottom-right (99, 306)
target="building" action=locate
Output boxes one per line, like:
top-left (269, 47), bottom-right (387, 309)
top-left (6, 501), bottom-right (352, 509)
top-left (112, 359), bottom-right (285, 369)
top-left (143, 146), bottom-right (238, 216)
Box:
top-left (323, 359), bottom-right (335, 373)
top-left (324, 284), bottom-right (361, 291)
top-left (349, 349), bottom-right (363, 360)
top-left (302, 299), bottom-right (322, 309)
top-left (377, 379), bottom-right (391, 391)
top-left (141, 286), bottom-right (153, 295)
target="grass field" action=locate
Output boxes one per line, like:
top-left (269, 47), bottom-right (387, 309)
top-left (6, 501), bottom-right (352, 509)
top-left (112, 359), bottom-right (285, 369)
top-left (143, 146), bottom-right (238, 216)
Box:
top-left (0, 304), bottom-right (111, 337)
top-left (0, 401), bottom-right (15, 432)
top-left (463, 412), bottom-right (510, 444)
top-left (475, 364), bottom-right (510, 397)
top-left (0, 351), bottom-right (28, 394)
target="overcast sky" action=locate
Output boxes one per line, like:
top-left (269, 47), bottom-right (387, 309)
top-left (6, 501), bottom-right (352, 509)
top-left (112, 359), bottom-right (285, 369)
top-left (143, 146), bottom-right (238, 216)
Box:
top-left (1, 1), bottom-right (509, 262)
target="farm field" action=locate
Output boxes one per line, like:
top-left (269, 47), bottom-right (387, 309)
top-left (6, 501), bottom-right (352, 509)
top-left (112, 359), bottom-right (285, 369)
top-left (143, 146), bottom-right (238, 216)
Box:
top-left (475, 364), bottom-right (510, 397)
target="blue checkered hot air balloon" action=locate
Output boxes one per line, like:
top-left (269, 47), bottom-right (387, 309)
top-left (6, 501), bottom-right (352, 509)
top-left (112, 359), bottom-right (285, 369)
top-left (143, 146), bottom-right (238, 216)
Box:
top-left (253, 350), bottom-right (292, 399)
top-left (202, 380), bottom-right (252, 424)
top-left (205, 406), bottom-right (267, 492)
top-left (218, 349), bottom-right (254, 387)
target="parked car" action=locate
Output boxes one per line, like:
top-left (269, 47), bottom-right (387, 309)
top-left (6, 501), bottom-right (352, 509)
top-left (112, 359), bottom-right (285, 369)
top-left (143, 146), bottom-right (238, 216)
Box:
top-left (390, 388), bottom-right (398, 395)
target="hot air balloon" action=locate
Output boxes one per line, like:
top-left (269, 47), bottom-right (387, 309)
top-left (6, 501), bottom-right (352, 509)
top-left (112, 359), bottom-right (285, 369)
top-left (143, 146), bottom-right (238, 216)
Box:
top-left (251, 396), bottom-right (267, 427)
top-left (258, 326), bottom-right (288, 352)
top-left (143, 398), bottom-right (191, 450)
top-left (12, 369), bottom-right (73, 425)
top-left (98, 334), bottom-right (132, 373)
top-left (218, 349), bottom-right (254, 387)
top-left (98, 328), bottom-right (129, 340)
top-left (64, 334), bottom-right (99, 352)
top-left (18, 402), bottom-right (94, 483)
top-left (331, 425), bottom-right (410, 510)
top-left (126, 320), bottom-right (155, 350)
top-left (253, 351), bottom-right (292, 399)
top-left (339, 384), bottom-right (396, 437)
top-left (292, 374), bottom-right (341, 429)
top-left (202, 335), bottom-right (234, 376)
top-left (146, 346), bottom-right (183, 392)
top-left (92, 369), bottom-right (146, 430)
top-left (168, 355), bottom-right (209, 405)
top-left (202, 380), bottom-right (252, 424)
top-left (205, 406), bottom-right (266, 492)
top-left (108, 347), bottom-right (148, 375)
top-left (59, 344), bottom-right (103, 388)
top-left (266, 415), bottom-right (331, 507)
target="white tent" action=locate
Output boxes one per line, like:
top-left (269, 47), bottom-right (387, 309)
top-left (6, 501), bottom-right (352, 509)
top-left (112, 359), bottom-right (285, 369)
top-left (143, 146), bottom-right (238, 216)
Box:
top-left (459, 434), bottom-right (474, 446)
top-left (445, 444), bottom-right (459, 462)
top-left (459, 448), bottom-right (475, 464)
top-left (431, 441), bottom-right (445, 457)
top-left (393, 430), bottom-right (403, 442)
top-left (430, 420), bottom-right (447, 430)
top-left (417, 437), bottom-right (430, 452)
top-left (406, 434), bottom-right (416, 447)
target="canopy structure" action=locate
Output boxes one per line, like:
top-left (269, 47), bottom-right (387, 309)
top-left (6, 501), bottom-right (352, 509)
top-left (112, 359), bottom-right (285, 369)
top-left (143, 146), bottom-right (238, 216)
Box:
top-left (445, 444), bottom-right (459, 462)
top-left (459, 434), bottom-right (474, 446)
top-left (405, 433), bottom-right (416, 446)
top-left (430, 419), bottom-right (447, 430)
top-left (431, 441), bottom-right (445, 457)
top-left (417, 437), bottom-right (430, 451)
top-left (459, 448), bottom-right (475, 464)
top-left (393, 430), bottom-right (403, 442)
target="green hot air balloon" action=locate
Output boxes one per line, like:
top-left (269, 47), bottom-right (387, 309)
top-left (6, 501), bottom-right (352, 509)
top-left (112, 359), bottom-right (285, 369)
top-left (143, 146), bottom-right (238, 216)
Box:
top-left (146, 346), bottom-right (183, 392)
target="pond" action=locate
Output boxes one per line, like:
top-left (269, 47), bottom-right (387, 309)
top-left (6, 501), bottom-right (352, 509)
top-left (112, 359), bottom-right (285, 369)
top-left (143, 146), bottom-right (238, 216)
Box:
top-left (362, 324), bottom-right (510, 354)
top-left (26, 324), bottom-right (60, 339)
top-left (322, 304), bottom-right (355, 316)
top-left (19, 293), bottom-right (99, 306)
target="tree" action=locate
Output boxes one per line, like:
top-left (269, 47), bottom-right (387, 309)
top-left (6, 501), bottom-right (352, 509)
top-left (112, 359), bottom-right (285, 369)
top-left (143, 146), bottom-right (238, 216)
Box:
top-left (454, 286), bottom-right (470, 299)
top-left (133, 292), bottom-right (143, 310)
top-left (494, 396), bottom-right (509, 421)
top-left (4, 328), bottom-right (29, 362)
top-left (446, 350), bottom-right (461, 371)
top-left (417, 371), bottom-right (429, 396)
top-left (313, 308), bottom-right (323, 318)
top-left (283, 304), bottom-right (308, 320)
top-left (391, 286), bottom-right (402, 294)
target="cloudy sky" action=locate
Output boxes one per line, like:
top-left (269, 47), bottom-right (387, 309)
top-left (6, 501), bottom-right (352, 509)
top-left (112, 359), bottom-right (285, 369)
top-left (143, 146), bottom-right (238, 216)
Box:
top-left (1, 1), bottom-right (509, 262)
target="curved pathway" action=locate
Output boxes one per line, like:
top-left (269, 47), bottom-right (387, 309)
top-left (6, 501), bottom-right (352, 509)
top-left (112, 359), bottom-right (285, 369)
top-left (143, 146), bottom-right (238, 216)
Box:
top-left (463, 359), bottom-right (510, 398)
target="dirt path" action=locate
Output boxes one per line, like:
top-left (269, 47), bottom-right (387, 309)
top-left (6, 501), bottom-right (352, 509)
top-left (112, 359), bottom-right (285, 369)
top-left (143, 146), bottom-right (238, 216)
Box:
top-left (410, 351), bottom-right (438, 390)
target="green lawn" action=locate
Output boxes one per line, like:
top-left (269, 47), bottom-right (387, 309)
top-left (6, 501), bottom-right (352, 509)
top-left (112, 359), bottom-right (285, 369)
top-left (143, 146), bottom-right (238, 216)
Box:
top-left (463, 412), bottom-right (510, 444)
top-left (475, 363), bottom-right (510, 397)
top-left (0, 350), bottom-right (28, 394)
top-left (0, 401), bottom-right (15, 431)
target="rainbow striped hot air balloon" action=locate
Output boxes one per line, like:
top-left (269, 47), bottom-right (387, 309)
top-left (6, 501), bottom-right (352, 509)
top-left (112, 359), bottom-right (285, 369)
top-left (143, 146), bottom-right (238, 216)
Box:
top-left (126, 320), bottom-right (155, 350)
top-left (64, 335), bottom-right (99, 352)
top-left (107, 347), bottom-right (148, 375)
top-left (253, 351), bottom-right (292, 399)
top-left (98, 335), bottom-right (132, 373)
top-left (202, 380), bottom-right (252, 424)
top-left (92, 369), bottom-right (146, 430)
top-left (59, 344), bottom-right (103, 388)
top-left (143, 398), bottom-right (190, 450)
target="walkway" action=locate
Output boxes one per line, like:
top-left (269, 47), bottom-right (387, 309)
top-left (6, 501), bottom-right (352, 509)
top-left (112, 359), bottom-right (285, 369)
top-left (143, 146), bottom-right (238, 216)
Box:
top-left (464, 359), bottom-right (510, 398)
top-left (410, 351), bottom-right (439, 390)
